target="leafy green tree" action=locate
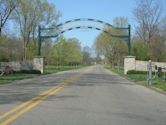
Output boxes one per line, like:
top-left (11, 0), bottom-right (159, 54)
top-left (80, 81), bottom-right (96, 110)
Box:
top-left (13, 0), bottom-right (60, 60)
top-left (95, 17), bottom-right (128, 66)
top-left (46, 36), bottom-right (82, 65)
top-left (65, 38), bottom-right (82, 65)
top-left (132, 40), bottom-right (150, 60)
top-left (26, 40), bottom-right (38, 60)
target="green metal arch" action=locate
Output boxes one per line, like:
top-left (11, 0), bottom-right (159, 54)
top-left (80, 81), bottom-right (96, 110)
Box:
top-left (38, 18), bottom-right (131, 56)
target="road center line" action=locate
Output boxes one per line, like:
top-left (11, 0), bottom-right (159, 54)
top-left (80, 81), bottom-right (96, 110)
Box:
top-left (0, 85), bottom-right (60, 120)
top-left (0, 73), bottom-right (84, 125)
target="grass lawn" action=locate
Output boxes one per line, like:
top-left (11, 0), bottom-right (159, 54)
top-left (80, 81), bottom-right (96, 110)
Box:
top-left (0, 65), bottom-right (87, 84)
top-left (0, 73), bottom-right (39, 84)
top-left (45, 65), bottom-right (87, 74)
top-left (104, 65), bottom-right (166, 92)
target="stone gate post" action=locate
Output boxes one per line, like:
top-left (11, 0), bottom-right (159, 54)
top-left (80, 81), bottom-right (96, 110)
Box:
top-left (124, 56), bottom-right (136, 74)
top-left (33, 56), bottom-right (45, 74)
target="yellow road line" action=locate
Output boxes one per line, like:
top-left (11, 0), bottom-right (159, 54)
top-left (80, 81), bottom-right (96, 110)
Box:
top-left (0, 83), bottom-right (62, 120)
top-left (0, 73), bottom-right (83, 125)
top-left (1, 85), bottom-right (65, 125)
top-left (0, 73), bottom-right (77, 121)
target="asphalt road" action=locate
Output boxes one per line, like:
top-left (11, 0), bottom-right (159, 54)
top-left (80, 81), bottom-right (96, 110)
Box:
top-left (0, 65), bottom-right (166, 125)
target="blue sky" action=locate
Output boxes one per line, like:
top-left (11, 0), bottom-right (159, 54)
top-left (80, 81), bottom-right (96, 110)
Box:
top-left (48, 0), bottom-right (166, 48)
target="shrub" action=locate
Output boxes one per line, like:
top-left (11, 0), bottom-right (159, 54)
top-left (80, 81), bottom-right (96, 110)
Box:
top-left (13, 70), bottom-right (41, 74)
top-left (127, 70), bottom-right (161, 75)
top-left (127, 70), bottom-right (147, 74)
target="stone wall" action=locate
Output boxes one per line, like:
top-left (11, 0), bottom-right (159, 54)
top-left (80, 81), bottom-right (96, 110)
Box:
top-left (0, 57), bottom-right (45, 74)
top-left (124, 56), bottom-right (166, 74)
top-left (124, 56), bottom-right (136, 74)
top-left (135, 60), bottom-right (148, 71)
top-left (0, 61), bottom-right (33, 71)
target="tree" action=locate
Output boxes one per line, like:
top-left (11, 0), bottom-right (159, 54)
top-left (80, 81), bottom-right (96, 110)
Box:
top-left (0, 36), bottom-right (9, 61)
top-left (48, 36), bottom-right (83, 65)
top-left (13, 0), bottom-right (60, 60)
top-left (133, 0), bottom-right (166, 61)
top-left (150, 35), bottom-right (165, 61)
top-left (113, 17), bottom-right (128, 27)
top-left (132, 40), bottom-right (149, 60)
top-left (95, 17), bottom-right (128, 66)
top-left (62, 38), bottom-right (82, 65)
top-left (0, 35), bottom-right (23, 61)
top-left (159, 17), bottom-right (166, 61)
top-left (133, 0), bottom-right (162, 46)
top-left (82, 46), bottom-right (92, 65)
top-left (0, 0), bottom-right (17, 36)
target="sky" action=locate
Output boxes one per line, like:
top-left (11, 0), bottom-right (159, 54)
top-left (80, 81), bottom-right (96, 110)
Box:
top-left (48, 0), bottom-right (166, 48)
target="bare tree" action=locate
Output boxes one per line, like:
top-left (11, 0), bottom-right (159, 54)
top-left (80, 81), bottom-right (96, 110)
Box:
top-left (113, 17), bottom-right (129, 27)
top-left (0, 0), bottom-right (17, 36)
top-left (133, 0), bottom-right (162, 46)
top-left (133, 0), bottom-right (164, 61)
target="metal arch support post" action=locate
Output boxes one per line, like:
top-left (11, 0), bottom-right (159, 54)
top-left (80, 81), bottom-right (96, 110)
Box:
top-left (38, 25), bottom-right (41, 56)
top-left (128, 24), bottom-right (131, 55)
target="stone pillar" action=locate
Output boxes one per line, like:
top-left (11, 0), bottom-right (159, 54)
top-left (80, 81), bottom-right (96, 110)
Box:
top-left (124, 56), bottom-right (136, 74)
top-left (33, 56), bottom-right (45, 74)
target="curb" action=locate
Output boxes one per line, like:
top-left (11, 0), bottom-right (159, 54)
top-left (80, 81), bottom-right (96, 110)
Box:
top-left (150, 86), bottom-right (166, 95)
top-left (125, 77), bottom-right (166, 95)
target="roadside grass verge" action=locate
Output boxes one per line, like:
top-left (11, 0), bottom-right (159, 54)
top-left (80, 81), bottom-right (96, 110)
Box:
top-left (0, 73), bottom-right (39, 84)
top-left (0, 65), bottom-right (88, 84)
top-left (45, 65), bottom-right (87, 74)
top-left (104, 65), bottom-right (166, 92)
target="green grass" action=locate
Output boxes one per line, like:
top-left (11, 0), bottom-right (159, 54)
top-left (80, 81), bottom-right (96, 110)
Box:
top-left (45, 65), bottom-right (87, 74)
top-left (152, 79), bottom-right (166, 91)
top-left (126, 74), bottom-right (147, 81)
top-left (0, 73), bottom-right (39, 84)
top-left (104, 65), bottom-right (166, 92)
top-left (0, 65), bottom-right (87, 84)
top-left (104, 65), bottom-right (124, 75)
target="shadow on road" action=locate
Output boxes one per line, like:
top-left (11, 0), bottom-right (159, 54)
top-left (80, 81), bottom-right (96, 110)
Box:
top-left (0, 72), bottom-right (133, 105)
top-left (70, 73), bottom-right (134, 87)
top-left (0, 73), bottom-right (76, 105)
